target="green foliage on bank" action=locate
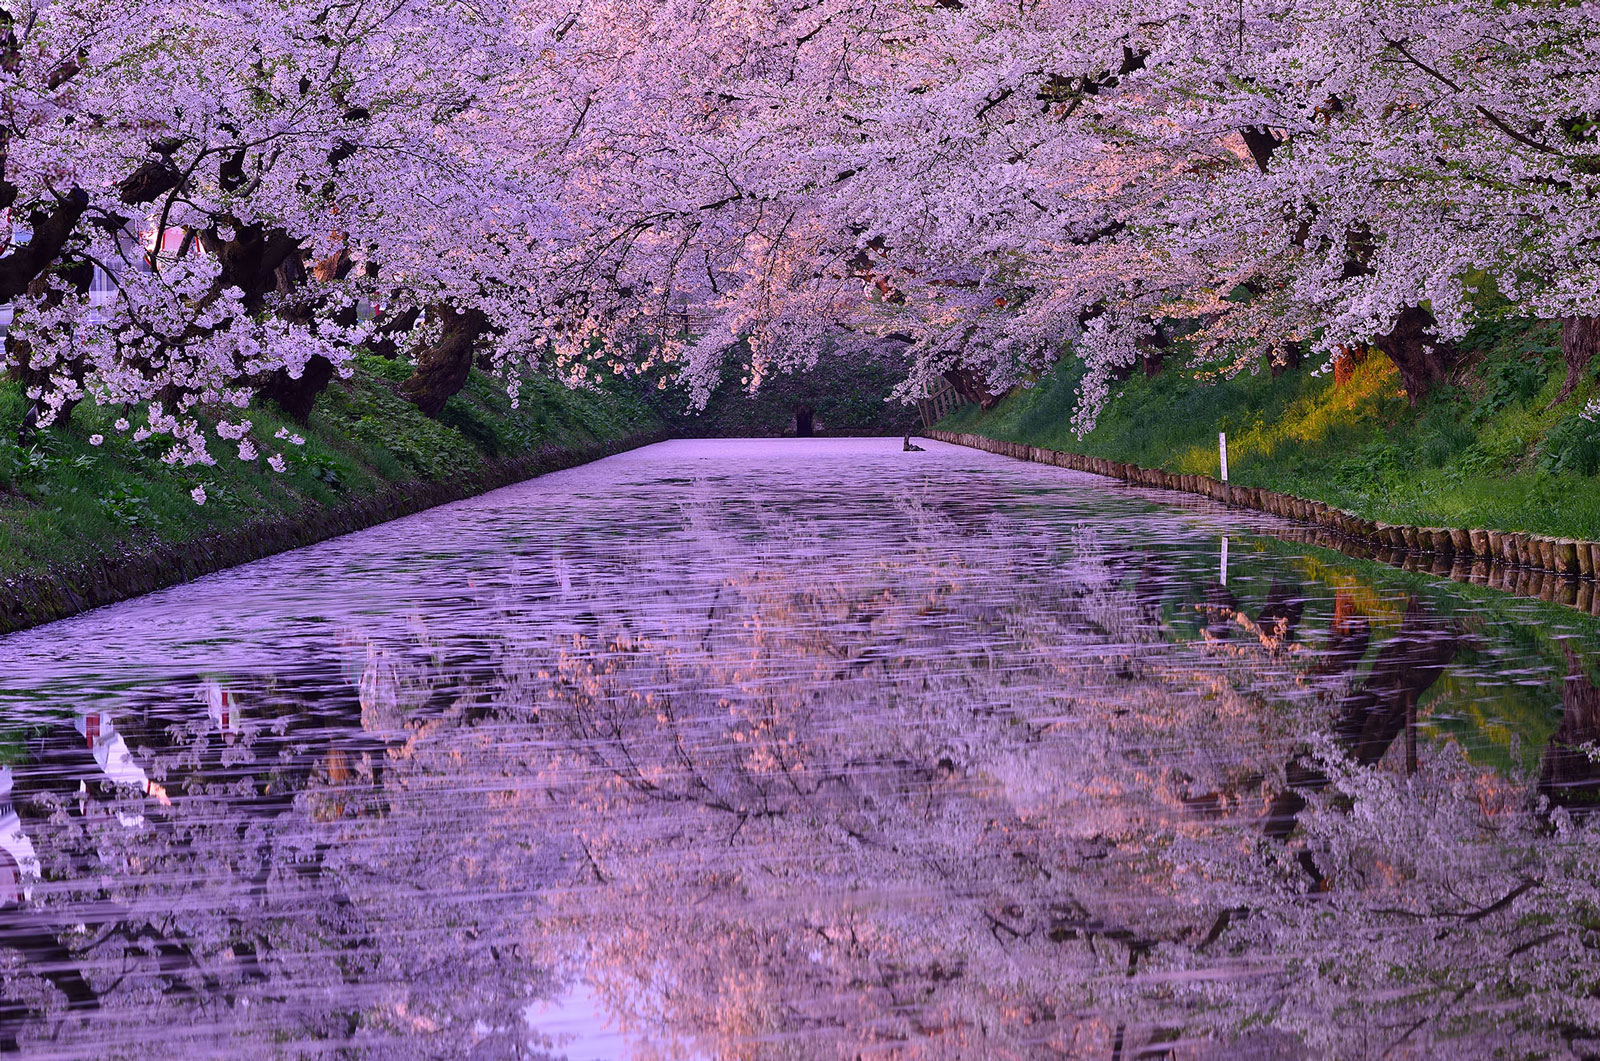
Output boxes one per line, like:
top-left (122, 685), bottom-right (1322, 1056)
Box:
top-left (0, 355), bottom-right (658, 580)
top-left (942, 319), bottom-right (1600, 539)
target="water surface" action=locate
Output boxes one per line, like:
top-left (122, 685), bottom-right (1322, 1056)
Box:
top-left (0, 438), bottom-right (1595, 1059)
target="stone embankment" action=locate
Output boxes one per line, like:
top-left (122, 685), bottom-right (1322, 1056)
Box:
top-left (0, 429), bottom-right (667, 636)
top-left (926, 429), bottom-right (1600, 614)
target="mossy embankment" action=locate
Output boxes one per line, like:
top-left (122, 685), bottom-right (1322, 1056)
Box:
top-left (940, 319), bottom-right (1600, 541)
top-left (0, 355), bottom-right (662, 632)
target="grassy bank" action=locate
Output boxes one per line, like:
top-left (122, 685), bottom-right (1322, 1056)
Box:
top-left (941, 318), bottom-right (1600, 540)
top-left (0, 356), bottom-right (659, 581)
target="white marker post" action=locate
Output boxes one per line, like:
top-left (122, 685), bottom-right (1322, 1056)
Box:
top-left (1219, 431), bottom-right (1230, 505)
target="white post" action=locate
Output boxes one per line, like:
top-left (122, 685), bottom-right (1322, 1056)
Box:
top-left (1221, 535), bottom-right (1229, 585)
top-left (1219, 431), bottom-right (1230, 505)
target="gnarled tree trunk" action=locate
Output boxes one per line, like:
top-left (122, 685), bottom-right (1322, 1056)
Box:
top-left (0, 189), bottom-right (89, 303)
top-left (260, 356), bottom-right (337, 424)
top-left (942, 366), bottom-right (1001, 409)
top-left (1560, 315), bottom-right (1600, 402)
top-left (202, 224), bottom-right (302, 313)
top-left (1139, 320), bottom-right (1171, 378)
top-left (1332, 344), bottom-right (1367, 387)
top-left (1266, 342), bottom-right (1304, 378)
top-left (401, 305), bottom-right (489, 417)
top-left (8, 246), bottom-right (94, 432)
top-left (1373, 307), bottom-right (1460, 404)
top-left (256, 250), bottom-right (336, 423)
top-left (369, 306), bottom-right (422, 361)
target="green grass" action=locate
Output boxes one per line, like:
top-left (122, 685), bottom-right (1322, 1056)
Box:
top-left (0, 355), bottom-right (659, 580)
top-left (942, 318), bottom-right (1600, 538)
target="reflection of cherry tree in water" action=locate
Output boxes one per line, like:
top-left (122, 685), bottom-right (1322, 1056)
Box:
top-left (479, 514), bottom-right (1600, 1059)
top-left (1, 498), bottom-right (1598, 1057)
top-left (0, 662), bottom-right (570, 1058)
top-left (1145, 577), bottom-right (1600, 1058)
top-left (486, 510), bottom-right (1159, 1057)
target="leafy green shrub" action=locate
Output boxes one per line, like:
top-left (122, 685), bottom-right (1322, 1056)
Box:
top-left (1540, 414), bottom-right (1600, 476)
top-left (12, 441), bottom-right (62, 481)
top-left (358, 353), bottom-right (413, 383)
top-left (319, 364), bottom-right (476, 480)
top-left (193, 478), bottom-right (245, 512)
top-left (1473, 354), bottom-right (1549, 423)
top-left (98, 485), bottom-right (158, 528)
top-left (352, 415), bottom-right (469, 479)
top-left (304, 454), bottom-right (345, 491)
top-left (437, 397), bottom-right (507, 456)
top-left (1457, 439), bottom-right (1516, 476)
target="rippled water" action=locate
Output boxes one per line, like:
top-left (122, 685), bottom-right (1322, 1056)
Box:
top-left (0, 438), bottom-right (1596, 1059)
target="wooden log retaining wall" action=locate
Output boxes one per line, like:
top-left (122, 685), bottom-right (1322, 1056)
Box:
top-left (924, 429), bottom-right (1600, 616)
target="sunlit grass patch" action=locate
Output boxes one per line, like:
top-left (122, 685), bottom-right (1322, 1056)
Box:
top-left (945, 318), bottom-right (1600, 539)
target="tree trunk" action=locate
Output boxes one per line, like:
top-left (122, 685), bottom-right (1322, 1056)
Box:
top-left (942, 366), bottom-right (1003, 409)
top-left (369, 306), bottom-right (421, 360)
top-left (1266, 342), bottom-right (1304, 378)
top-left (1373, 307), bottom-right (1459, 404)
top-left (401, 305), bottom-right (489, 417)
top-left (260, 355), bottom-right (337, 424)
top-left (1332, 345), bottom-right (1367, 387)
top-left (1139, 320), bottom-right (1171, 378)
top-left (253, 248), bottom-right (339, 422)
top-left (200, 224), bottom-right (302, 314)
top-left (0, 189), bottom-right (89, 302)
top-left (6, 257), bottom-right (94, 431)
top-left (1239, 126), bottom-right (1285, 174)
top-left (1559, 315), bottom-right (1600, 402)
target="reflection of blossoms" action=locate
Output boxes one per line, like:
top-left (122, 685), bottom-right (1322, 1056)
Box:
top-left (1, 454), bottom-right (1597, 1058)
top-left (445, 506), bottom-right (1600, 1058)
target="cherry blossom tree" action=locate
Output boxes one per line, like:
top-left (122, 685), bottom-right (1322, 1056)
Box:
top-left (0, 0), bottom-right (563, 459)
top-left (6, 0), bottom-right (1600, 456)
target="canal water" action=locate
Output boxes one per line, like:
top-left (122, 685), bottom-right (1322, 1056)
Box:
top-left (0, 438), bottom-right (1595, 1059)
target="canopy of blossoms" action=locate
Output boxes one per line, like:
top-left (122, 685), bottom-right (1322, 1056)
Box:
top-left (3, 0), bottom-right (1597, 456)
